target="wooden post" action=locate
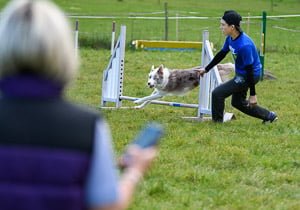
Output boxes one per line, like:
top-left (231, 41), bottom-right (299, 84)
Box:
top-left (260, 11), bottom-right (267, 80)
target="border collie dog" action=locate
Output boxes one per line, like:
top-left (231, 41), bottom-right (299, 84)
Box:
top-left (134, 64), bottom-right (201, 109)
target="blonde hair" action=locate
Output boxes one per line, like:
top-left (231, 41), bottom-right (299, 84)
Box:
top-left (0, 0), bottom-right (78, 86)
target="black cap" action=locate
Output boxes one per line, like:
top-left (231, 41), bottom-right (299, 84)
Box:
top-left (222, 10), bottom-right (242, 27)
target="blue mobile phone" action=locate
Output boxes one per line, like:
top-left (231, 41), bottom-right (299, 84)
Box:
top-left (132, 122), bottom-right (164, 148)
top-left (121, 122), bottom-right (164, 168)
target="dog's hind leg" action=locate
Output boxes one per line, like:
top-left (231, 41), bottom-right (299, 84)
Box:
top-left (134, 100), bottom-right (152, 109)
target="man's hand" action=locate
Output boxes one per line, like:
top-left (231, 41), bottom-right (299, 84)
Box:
top-left (248, 95), bottom-right (257, 108)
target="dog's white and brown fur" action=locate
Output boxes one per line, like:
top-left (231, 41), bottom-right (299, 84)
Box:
top-left (134, 64), bottom-right (201, 108)
top-left (134, 63), bottom-right (235, 109)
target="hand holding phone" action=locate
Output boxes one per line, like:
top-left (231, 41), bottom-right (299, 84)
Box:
top-left (131, 122), bottom-right (164, 148)
top-left (120, 122), bottom-right (164, 168)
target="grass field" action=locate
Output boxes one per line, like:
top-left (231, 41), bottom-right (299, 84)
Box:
top-left (1, 1), bottom-right (299, 209)
top-left (67, 47), bottom-right (300, 209)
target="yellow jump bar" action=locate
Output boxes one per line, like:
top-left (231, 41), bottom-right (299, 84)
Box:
top-left (132, 40), bottom-right (203, 50)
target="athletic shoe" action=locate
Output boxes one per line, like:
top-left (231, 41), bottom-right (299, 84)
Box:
top-left (262, 111), bottom-right (278, 124)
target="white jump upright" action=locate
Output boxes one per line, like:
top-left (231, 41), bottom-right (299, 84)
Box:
top-left (100, 26), bottom-right (232, 121)
top-left (197, 30), bottom-right (223, 118)
top-left (101, 25), bottom-right (126, 108)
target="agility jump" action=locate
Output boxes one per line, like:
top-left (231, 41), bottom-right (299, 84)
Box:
top-left (100, 25), bottom-right (233, 121)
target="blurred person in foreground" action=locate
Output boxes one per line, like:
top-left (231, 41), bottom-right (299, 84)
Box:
top-left (198, 10), bottom-right (277, 123)
top-left (0, 0), bottom-right (157, 210)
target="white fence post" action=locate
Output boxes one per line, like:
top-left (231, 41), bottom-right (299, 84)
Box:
top-left (74, 20), bottom-right (79, 58)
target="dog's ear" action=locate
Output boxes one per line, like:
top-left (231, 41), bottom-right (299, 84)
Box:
top-left (158, 64), bottom-right (164, 75)
top-left (151, 65), bottom-right (155, 71)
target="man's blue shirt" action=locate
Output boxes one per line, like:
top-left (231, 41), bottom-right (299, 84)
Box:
top-left (222, 32), bottom-right (262, 77)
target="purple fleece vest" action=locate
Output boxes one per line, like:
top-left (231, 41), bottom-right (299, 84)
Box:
top-left (0, 146), bottom-right (90, 210)
top-left (0, 75), bottom-right (99, 210)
